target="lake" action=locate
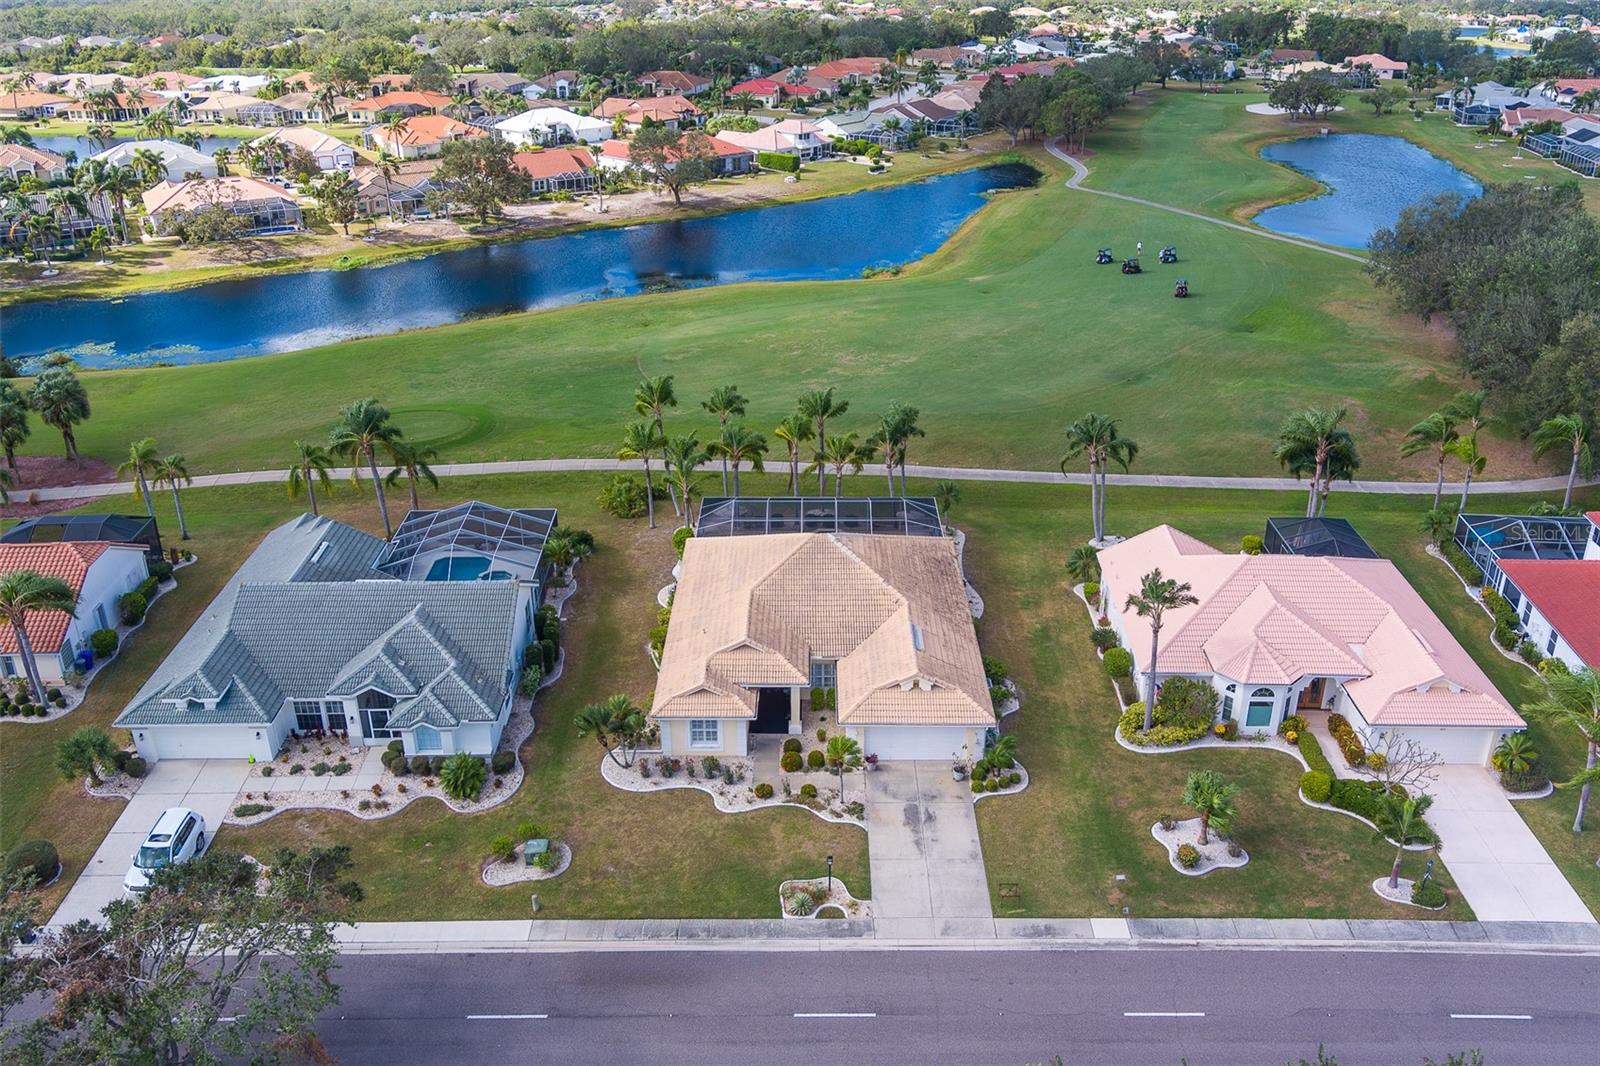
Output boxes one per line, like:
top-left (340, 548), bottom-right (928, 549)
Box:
top-left (30, 134), bottom-right (245, 160)
top-left (1252, 134), bottom-right (1481, 249)
top-left (2, 162), bottom-right (1038, 367)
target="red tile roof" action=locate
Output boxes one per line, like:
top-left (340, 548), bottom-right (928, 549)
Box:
top-left (512, 147), bottom-right (593, 179)
top-left (0, 542), bottom-right (111, 654)
top-left (1498, 559), bottom-right (1600, 666)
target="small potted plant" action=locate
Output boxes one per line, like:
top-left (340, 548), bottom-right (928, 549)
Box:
top-left (865, 753), bottom-right (879, 772)
top-left (952, 757), bottom-right (968, 782)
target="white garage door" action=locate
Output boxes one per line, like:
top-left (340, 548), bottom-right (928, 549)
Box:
top-left (1384, 727), bottom-right (1497, 765)
top-left (863, 726), bottom-right (971, 761)
top-left (140, 727), bottom-right (262, 763)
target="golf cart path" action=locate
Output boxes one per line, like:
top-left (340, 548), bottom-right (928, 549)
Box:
top-left (1044, 138), bottom-right (1369, 264)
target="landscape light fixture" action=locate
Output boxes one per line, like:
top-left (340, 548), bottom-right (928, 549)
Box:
top-left (827, 854), bottom-right (834, 894)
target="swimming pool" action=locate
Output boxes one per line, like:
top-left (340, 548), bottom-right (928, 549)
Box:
top-left (424, 556), bottom-right (491, 581)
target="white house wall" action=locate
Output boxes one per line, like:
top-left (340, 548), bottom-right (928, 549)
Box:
top-left (52, 547), bottom-right (150, 679)
top-left (1342, 700), bottom-right (1502, 766)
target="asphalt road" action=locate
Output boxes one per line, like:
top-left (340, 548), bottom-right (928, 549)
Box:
top-left (309, 948), bottom-right (1599, 1065)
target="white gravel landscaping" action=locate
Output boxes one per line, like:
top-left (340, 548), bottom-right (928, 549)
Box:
top-left (1151, 817), bottom-right (1249, 876)
top-left (779, 875), bottom-right (871, 919)
top-left (1371, 876), bottom-right (1446, 910)
top-left (951, 528), bottom-right (984, 618)
top-left (482, 842), bottom-right (572, 887)
top-left (601, 752), bottom-right (866, 826)
top-left (971, 762), bottom-right (1029, 803)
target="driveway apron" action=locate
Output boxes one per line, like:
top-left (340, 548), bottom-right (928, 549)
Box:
top-left (865, 761), bottom-right (993, 938)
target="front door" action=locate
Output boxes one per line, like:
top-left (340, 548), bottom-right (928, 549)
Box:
top-left (752, 688), bottom-right (790, 734)
top-left (1297, 678), bottom-right (1325, 710)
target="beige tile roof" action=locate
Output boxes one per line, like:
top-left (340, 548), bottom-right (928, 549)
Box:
top-left (652, 533), bottom-right (993, 726)
top-left (1099, 525), bottom-right (1523, 729)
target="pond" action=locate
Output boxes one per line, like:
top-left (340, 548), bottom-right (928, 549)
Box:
top-left (30, 134), bottom-right (245, 160)
top-left (2, 162), bottom-right (1038, 367)
top-left (1251, 134), bottom-right (1481, 249)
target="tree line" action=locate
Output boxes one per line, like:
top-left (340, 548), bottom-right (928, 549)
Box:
top-left (976, 56), bottom-right (1150, 149)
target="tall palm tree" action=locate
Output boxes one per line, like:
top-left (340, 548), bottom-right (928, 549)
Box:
top-left (1419, 505), bottom-right (1456, 547)
top-left (1447, 434), bottom-right (1487, 511)
top-left (380, 112), bottom-right (411, 156)
top-left (328, 398), bottom-right (403, 537)
top-left (1124, 568), bottom-right (1199, 731)
top-left (1522, 668), bottom-right (1600, 832)
top-left (385, 441), bottom-right (440, 510)
top-left (618, 420), bottom-right (666, 529)
top-left (662, 433), bottom-right (707, 525)
top-left (27, 368), bottom-right (89, 460)
top-left (83, 225), bottom-right (111, 263)
top-left (772, 414), bottom-right (814, 495)
top-left (634, 376), bottom-right (680, 515)
top-left (1531, 414), bottom-right (1592, 511)
top-left (1373, 792), bottom-right (1437, 889)
top-left (0, 571), bottom-right (77, 704)
top-left (116, 437), bottom-right (161, 520)
top-left (1060, 413), bottom-right (1137, 544)
top-left (797, 387), bottom-right (848, 495)
top-left (810, 431), bottom-right (866, 496)
top-left (710, 423), bottom-right (766, 497)
top-left (153, 454), bottom-right (192, 539)
top-left (933, 479), bottom-right (961, 524)
top-left (0, 381), bottom-right (31, 472)
top-left (1444, 388), bottom-right (1494, 438)
top-left (872, 401), bottom-right (923, 496)
top-left (1273, 406), bottom-right (1358, 518)
top-left (22, 212), bottom-right (59, 267)
top-left (376, 151), bottom-right (402, 220)
top-left (1182, 769), bottom-right (1240, 846)
top-left (1400, 411), bottom-right (1458, 510)
top-left (700, 384), bottom-right (747, 493)
top-left (286, 440), bottom-right (335, 517)
top-left (212, 146), bottom-right (232, 177)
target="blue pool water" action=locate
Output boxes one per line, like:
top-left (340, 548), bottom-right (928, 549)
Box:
top-left (424, 556), bottom-right (491, 581)
top-left (1252, 134), bottom-right (1481, 249)
top-left (2, 162), bottom-right (1038, 366)
top-left (28, 134), bottom-right (245, 160)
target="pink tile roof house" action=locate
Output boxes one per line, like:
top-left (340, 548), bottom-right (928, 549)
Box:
top-left (1098, 526), bottom-right (1522, 734)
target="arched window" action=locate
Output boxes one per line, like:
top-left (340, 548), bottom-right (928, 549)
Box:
top-left (1251, 687), bottom-right (1275, 698)
top-left (1245, 688), bottom-right (1276, 728)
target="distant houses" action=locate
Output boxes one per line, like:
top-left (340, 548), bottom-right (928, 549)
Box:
top-left (141, 176), bottom-right (304, 237)
top-left (0, 143), bottom-right (69, 181)
top-left (592, 94), bottom-right (703, 131)
top-left (91, 139), bottom-right (219, 180)
top-left (364, 114), bottom-right (483, 159)
top-left (494, 106), bottom-right (611, 147)
top-left (249, 126), bottom-right (356, 172)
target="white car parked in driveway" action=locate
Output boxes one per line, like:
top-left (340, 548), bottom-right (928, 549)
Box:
top-left (124, 807), bottom-right (206, 893)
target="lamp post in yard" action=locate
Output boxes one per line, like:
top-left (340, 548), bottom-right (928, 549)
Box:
top-left (827, 854), bottom-right (834, 895)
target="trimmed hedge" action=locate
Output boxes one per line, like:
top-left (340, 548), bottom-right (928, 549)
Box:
top-left (3, 839), bottom-right (59, 885)
top-left (757, 150), bottom-right (800, 172)
top-left (780, 751), bottom-right (802, 773)
top-left (782, 737), bottom-right (802, 754)
top-left (1240, 534), bottom-right (1264, 555)
top-left (1299, 770), bottom-right (1332, 803)
top-left (673, 526), bottom-right (694, 558)
top-left (491, 750), bottom-right (515, 774)
top-left (1176, 843), bottom-right (1201, 869)
top-left (806, 749), bottom-right (825, 769)
top-left (1411, 879), bottom-right (1446, 908)
top-left (118, 591), bottom-right (147, 626)
top-left (1102, 647), bottom-right (1132, 679)
top-left (754, 783), bottom-right (774, 800)
top-left (90, 628), bottom-right (119, 658)
top-left (1118, 702), bottom-right (1210, 747)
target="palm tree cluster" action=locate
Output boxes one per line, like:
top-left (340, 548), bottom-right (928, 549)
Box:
top-left (313, 399), bottom-right (439, 538)
top-left (1060, 413), bottom-right (1138, 545)
top-left (1400, 390), bottom-right (1494, 512)
top-left (3, 145), bottom-right (165, 262)
top-left (1273, 406), bottom-right (1360, 518)
top-left (116, 437), bottom-right (193, 538)
top-left (620, 380), bottom-right (928, 530)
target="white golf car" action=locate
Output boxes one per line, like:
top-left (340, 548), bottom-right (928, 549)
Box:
top-left (124, 806), bottom-right (207, 893)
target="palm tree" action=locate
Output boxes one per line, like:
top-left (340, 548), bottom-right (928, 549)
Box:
top-left (701, 384), bottom-right (747, 493)
top-left (328, 398), bottom-right (403, 537)
top-left (574, 695), bottom-right (647, 768)
top-left (287, 440), bottom-right (335, 517)
top-left (44, 186), bottom-right (86, 242)
top-left (22, 212), bottom-right (58, 267)
top-left (153, 454), bottom-right (192, 539)
top-left (1522, 668), bottom-right (1600, 832)
top-left (27, 368), bottom-right (89, 460)
top-left (1418, 505), bottom-right (1457, 547)
top-left (1061, 413), bottom-right (1138, 544)
top-left (1492, 732), bottom-right (1539, 779)
top-left (385, 441), bottom-right (440, 510)
top-left (0, 124), bottom-right (33, 146)
top-left (212, 146), bottom-right (232, 177)
top-left (130, 146), bottom-right (168, 186)
top-left (1125, 569), bottom-right (1199, 730)
top-left (634, 376), bottom-right (680, 515)
top-left (1531, 414), bottom-right (1592, 511)
top-left (1447, 433), bottom-right (1487, 511)
top-left (933, 479), bottom-right (961, 524)
top-left (1373, 791), bottom-right (1437, 890)
top-left (710, 423), bottom-right (767, 497)
top-left (83, 225), bottom-right (111, 263)
top-left (663, 433), bottom-right (707, 523)
top-left (797, 387), bottom-right (848, 494)
top-left (1066, 543), bottom-right (1100, 584)
top-left (1273, 407), bottom-right (1358, 518)
top-left (137, 110), bottom-right (174, 141)
top-left (116, 437), bottom-right (161, 520)
top-left (879, 65), bottom-right (910, 104)
top-left (376, 151), bottom-right (402, 220)
top-left (0, 570), bottom-right (77, 704)
top-left (0, 381), bottom-right (31, 472)
top-left (618, 420), bottom-right (666, 528)
top-left (1444, 389), bottom-right (1493, 438)
top-left (1400, 411), bottom-right (1458, 510)
top-left (380, 112), bottom-right (411, 156)
top-left (825, 733), bottom-right (863, 796)
top-left (772, 414), bottom-right (814, 495)
top-left (811, 431), bottom-right (866, 496)
top-left (1181, 770), bottom-right (1240, 846)
top-left (873, 401), bottom-right (923, 495)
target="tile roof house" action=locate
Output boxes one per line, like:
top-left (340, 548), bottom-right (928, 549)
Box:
top-left (1099, 525), bottom-right (1523, 765)
top-left (712, 119), bottom-right (831, 159)
top-left (364, 113), bottom-right (483, 158)
top-left (61, 90), bottom-right (169, 122)
top-left (91, 139), bottom-right (218, 180)
top-left (141, 176), bottom-right (303, 236)
top-left (0, 90), bottom-right (73, 119)
top-left (494, 106), bottom-right (612, 146)
top-left (0, 542), bottom-right (150, 684)
top-left (511, 148), bottom-right (597, 193)
top-left (595, 135), bottom-right (754, 175)
top-left (186, 91), bottom-right (287, 125)
top-left (1496, 559), bottom-right (1600, 672)
top-left (0, 143), bottom-right (68, 181)
top-left (592, 94), bottom-right (704, 129)
top-left (250, 126), bottom-right (357, 171)
top-left (651, 531), bottom-right (993, 761)
top-left (347, 90), bottom-right (454, 124)
top-left (524, 70), bottom-right (580, 101)
top-left (349, 157), bottom-right (439, 216)
top-left (1341, 53), bottom-right (1407, 79)
top-left (639, 70), bottom-right (712, 96)
top-left (117, 505), bottom-right (552, 764)
top-left (727, 77), bottom-right (821, 108)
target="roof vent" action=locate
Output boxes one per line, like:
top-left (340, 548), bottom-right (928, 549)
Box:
top-left (910, 622), bottom-right (924, 651)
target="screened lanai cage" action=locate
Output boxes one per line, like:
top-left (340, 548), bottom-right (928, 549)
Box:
top-left (0, 513), bottom-right (164, 562)
top-left (694, 497), bottom-right (944, 538)
top-left (1263, 517), bottom-right (1379, 559)
top-left (374, 502), bottom-right (558, 590)
top-left (1454, 512), bottom-right (1591, 590)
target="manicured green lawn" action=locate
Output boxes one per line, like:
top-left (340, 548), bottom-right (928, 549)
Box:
top-left (8, 141), bottom-right (1539, 482)
top-left (969, 477), bottom-right (1600, 919)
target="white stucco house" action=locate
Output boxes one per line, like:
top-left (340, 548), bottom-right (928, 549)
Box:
top-left (0, 542), bottom-right (150, 684)
top-left (249, 127), bottom-right (357, 172)
top-left (1098, 525), bottom-right (1525, 765)
top-left (494, 106), bottom-right (611, 146)
top-left (116, 503), bottom-right (557, 764)
top-left (651, 499), bottom-right (992, 761)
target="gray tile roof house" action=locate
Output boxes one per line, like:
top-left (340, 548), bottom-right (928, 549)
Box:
top-left (116, 511), bottom-right (537, 764)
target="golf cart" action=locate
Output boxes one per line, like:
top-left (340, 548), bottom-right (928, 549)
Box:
top-left (1121, 257), bottom-right (1141, 274)
top-left (1096, 247), bottom-right (1113, 264)
top-left (1159, 245), bottom-right (1178, 264)
top-left (1174, 277), bottom-right (1189, 298)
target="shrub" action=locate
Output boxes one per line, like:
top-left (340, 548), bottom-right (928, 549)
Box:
top-left (390, 758), bottom-right (408, 777)
top-left (136, 576), bottom-right (160, 602)
top-left (1007, 772), bottom-right (1022, 786)
top-left (985, 778), bottom-right (999, 792)
top-left (430, 755), bottom-right (447, 775)
top-left (1300, 770), bottom-right (1332, 803)
top-left (519, 662), bottom-right (544, 696)
top-left (1328, 779), bottom-right (1387, 820)
top-left (410, 755), bottom-right (431, 775)
top-left (289, 763), bottom-right (305, 775)
top-left (754, 782), bottom-right (774, 800)
top-left (259, 765), bottom-right (274, 777)
top-left (380, 749), bottom-right (400, 769)
top-left (672, 526), bottom-right (694, 558)
top-left (971, 776), bottom-right (985, 793)
top-left (1440, 541), bottom-right (1482, 585)
top-left (1279, 715), bottom-right (1308, 737)
top-left (1411, 879), bottom-right (1446, 908)
top-left (806, 749), bottom-right (825, 769)
top-left (89, 628), bottom-right (119, 658)
top-left (1538, 656), bottom-right (1570, 675)
top-left (596, 473), bottom-right (648, 518)
top-left (989, 684), bottom-right (1010, 707)
top-left (491, 750), bottom-right (515, 774)
top-left (1500, 766), bottom-right (1550, 793)
top-left (514, 820), bottom-right (549, 842)
top-left (233, 803), bottom-right (271, 817)
top-left (784, 888), bottom-right (817, 916)
top-left (982, 655), bottom-right (1009, 684)
top-left (1090, 626), bottom-right (1121, 651)
top-left (798, 783), bottom-right (818, 800)
top-left (1176, 843), bottom-right (1201, 869)
top-left (489, 835), bottom-right (516, 863)
top-left (439, 753), bottom-right (487, 801)
top-left (1118, 695), bottom-right (1212, 747)
top-left (311, 762), bottom-right (331, 776)
top-left (1158, 815), bottom-right (1176, 830)
top-left (1102, 647), bottom-right (1133, 678)
top-left (331, 762), bottom-right (351, 776)
top-left (1214, 719), bottom-right (1238, 741)
top-left (648, 624), bottom-right (669, 656)
top-left (1517, 640), bottom-right (1543, 666)
top-left (1081, 581), bottom-right (1100, 604)
top-left (117, 591), bottom-right (147, 626)
top-left (540, 638), bottom-right (557, 673)
top-left (1298, 731), bottom-right (1333, 776)
top-left (757, 150), bottom-right (800, 172)
top-left (2, 839), bottom-right (59, 885)
top-left (357, 799), bottom-right (372, 811)
top-left (782, 737), bottom-right (802, 754)
top-left (701, 755), bottom-right (721, 776)
top-left (1240, 534), bottom-right (1264, 555)
top-left (1226, 841), bottom-right (1243, 858)
top-left (810, 688), bottom-right (836, 711)
top-left (1493, 620), bottom-right (1518, 649)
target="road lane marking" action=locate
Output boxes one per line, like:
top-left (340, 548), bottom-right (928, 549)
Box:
top-left (1123, 1012), bottom-right (1205, 1018)
top-left (1450, 1014), bottom-right (1532, 1021)
top-left (467, 1014), bottom-right (549, 1020)
top-left (794, 1012), bottom-right (876, 1019)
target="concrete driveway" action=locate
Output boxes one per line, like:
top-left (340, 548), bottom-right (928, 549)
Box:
top-left (865, 761), bottom-right (993, 938)
top-left (49, 759), bottom-right (249, 927)
top-left (1424, 765), bottom-right (1595, 924)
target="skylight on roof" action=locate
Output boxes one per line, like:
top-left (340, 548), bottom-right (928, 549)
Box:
top-left (910, 622), bottom-right (924, 651)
